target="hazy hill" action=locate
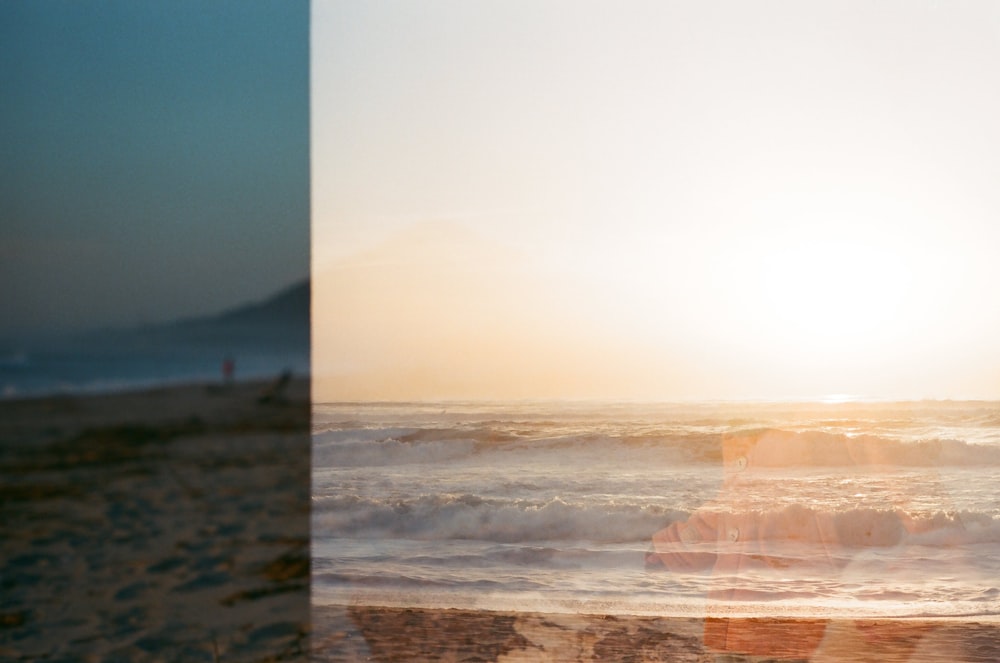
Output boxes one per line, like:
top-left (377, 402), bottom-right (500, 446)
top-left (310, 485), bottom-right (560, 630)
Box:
top-left (0, 280), bottom-right (311, 396)
top-left (187, 279), bottom-right (310, 330)
top-left (58, 278), bottom-right (311, 355)
top-left (140, 279), bottom-right (311, 351)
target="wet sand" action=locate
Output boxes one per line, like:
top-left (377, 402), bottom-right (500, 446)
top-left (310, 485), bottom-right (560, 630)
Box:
top-left (0, 378), bottom-right (310, 662)
top-left (311, 605), bottom-right (1000, 662)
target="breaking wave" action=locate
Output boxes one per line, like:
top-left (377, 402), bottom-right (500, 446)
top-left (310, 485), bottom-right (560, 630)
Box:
top-left (313, 425), bottom-right (1000, 468)
top-left (314, 489), bottom-right (1000, 547)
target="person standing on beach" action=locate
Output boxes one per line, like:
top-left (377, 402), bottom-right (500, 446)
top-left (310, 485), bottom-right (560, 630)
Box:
top-left (222, 356), bottom-right (235, 385)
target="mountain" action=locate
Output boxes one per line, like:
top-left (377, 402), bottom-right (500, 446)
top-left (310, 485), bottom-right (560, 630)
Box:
top-left (0, 280), bottom-right (311, 397)
top-left (193, 279), bottom-right (309, 329)
top-left (74, 278), bottom-right (310, 350)
top-left (155, 279), bottom-right (310, 350)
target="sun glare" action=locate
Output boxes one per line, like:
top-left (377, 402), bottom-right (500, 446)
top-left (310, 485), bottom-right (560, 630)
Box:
top-left (313, 0), bottom-right (1000, 402)
top-left (820, 393), bottom-right (862, 404)
top-left (759, 235), bottom-right (910, 354)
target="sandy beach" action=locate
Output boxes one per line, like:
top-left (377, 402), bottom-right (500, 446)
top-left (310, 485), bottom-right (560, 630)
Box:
top-left (0, 377), bottom-right (310, 662)
top-left (312, 604), bottom-right (1000, 662)
top-left (9, 382), bottom-right (1000, 661)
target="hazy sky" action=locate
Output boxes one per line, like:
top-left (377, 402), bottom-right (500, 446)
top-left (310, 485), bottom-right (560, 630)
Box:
top-left (1, 0), bottom-right (309, 335)
top-left (315, 1), bottom-right (1000, 401)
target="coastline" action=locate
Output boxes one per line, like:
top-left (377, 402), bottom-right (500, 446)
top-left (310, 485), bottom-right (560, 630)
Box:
top-left (0, 377), bottom-right (311, 661)
top-left (12, 382), bottom-right (997, 660)
top-left (312, 399), bottom-right (1000, 661)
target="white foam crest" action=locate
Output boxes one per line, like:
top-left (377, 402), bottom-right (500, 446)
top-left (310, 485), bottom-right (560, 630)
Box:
top-left (311, 427), bottom-right (713, 469)
top-left (727, 429), bottom-right (1000, 467)
top-left (312, 425), bottom-right (1000, 471)
top-left (653, 505), bottom-right (1000, 548)
top-left (313, 436), bottom-right (478, 467)
top-left (313, 493), bottom-right (687, 543)
top-left (312, 427), bottom-right (416, 443)
top-left (905, 511), bottom-right (1000, 546)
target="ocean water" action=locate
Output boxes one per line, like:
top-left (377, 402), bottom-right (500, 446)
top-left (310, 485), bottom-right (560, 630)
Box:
top-left (0, 330), bottom-right (308, 399)
top-left (313, 400), bottom-right (1000, 619)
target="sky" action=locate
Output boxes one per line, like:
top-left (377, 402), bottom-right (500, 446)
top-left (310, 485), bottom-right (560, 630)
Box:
top-left (1, 0), bottom-right (310, 335)
top-left (317, 1), bottom-right (1000, 402)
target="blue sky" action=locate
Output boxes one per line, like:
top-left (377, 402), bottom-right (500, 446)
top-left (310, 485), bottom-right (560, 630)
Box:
top-left (1, 0), bottom-right (309, 333)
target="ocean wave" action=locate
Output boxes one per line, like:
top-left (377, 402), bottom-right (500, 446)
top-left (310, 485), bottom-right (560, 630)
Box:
top-left (721, 428), bottom-right (1000, 468)
top-left (313, 493), bottom-right (686, 543)
top-left (313, 425), bottom-right (1000, 468)
top-left (317, 489), bottom-right (1000, 548)
top-left (315, 484), bottom-right (1000, 547)
top-left (314, 435), bottom-right (478, 467)
top-left (650, 506), bottom-right (1000, 555)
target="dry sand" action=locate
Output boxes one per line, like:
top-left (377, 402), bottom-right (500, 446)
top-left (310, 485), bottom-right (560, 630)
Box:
top-left (0, 378), bottom-right (310, 662)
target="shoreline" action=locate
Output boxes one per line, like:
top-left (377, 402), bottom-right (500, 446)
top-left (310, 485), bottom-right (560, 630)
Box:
top-left (312, 595), bottom-right (1000, 623)
top-left (1, 369), bottom-right (309, 404)
top-left (0, 372), bottom-right (305, 405)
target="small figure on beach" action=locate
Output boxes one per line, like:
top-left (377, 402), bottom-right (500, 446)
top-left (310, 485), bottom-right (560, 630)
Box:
top-left (222, 356), bottom-right (235, 385)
